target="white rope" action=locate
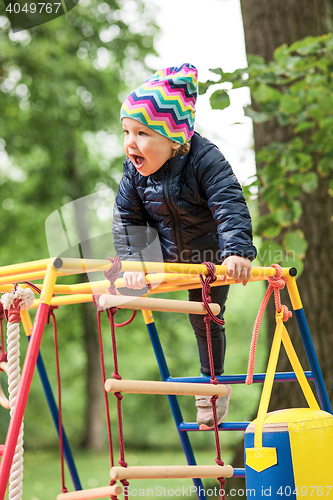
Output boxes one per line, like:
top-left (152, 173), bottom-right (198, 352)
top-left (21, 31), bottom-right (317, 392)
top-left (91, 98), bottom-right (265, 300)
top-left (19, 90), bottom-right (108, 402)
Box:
top-left (7, 320), bottom-right (24, 500)
top-left (1, 286), bottom-right (34, 500)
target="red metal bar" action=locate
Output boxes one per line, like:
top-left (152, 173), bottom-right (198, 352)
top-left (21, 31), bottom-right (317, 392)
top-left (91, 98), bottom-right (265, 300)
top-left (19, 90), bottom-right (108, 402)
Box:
top-left (0, 303), bottom-right (50, 500)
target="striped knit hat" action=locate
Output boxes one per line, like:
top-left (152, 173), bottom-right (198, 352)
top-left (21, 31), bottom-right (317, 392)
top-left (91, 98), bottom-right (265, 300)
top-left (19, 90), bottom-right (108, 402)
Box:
top-left (120, 63), bottom-right (198, 145)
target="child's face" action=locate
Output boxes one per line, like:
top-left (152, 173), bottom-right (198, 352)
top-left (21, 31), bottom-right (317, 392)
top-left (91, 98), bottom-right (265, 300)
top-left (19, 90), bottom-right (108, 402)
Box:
top-left (122, 118), bottom-right (179, 176)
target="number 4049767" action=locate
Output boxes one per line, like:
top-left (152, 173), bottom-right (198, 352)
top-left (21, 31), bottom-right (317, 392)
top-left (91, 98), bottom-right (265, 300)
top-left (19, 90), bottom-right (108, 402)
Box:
top-left (6, 3), bottom-right (62, 14)
top-left (277, 486), bottom-right (332, 496)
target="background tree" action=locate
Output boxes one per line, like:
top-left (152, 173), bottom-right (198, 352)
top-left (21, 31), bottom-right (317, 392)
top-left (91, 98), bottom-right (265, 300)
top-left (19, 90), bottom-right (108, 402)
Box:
top-left (203, 1), bottom-right (333, 494)
top-left (238, 0), bottom-right (333, 409)
top-left (0, 0), bottom-right (158, 450)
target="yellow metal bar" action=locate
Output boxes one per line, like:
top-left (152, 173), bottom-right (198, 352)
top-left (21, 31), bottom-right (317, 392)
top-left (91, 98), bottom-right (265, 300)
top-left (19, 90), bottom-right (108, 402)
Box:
top-left (32, 294), bottom-right (93, 309)
top-left (20, 309), bottom-right (34, 337)
top-left (285, 275), bottom-right (303, 311)
top-left (141, 309), bottom-right (154, 325)
top-left (0, 258), bottom-right (51, 278)
top-left (39, 263), bottom-right (59, 305)
top-left (281, 324), bottom-right (319, 409)
top-left (0, 271), bottom-right (46, 286)
top-left (254, 309), bottom-right (284, 449)
top-left (57, 258), bottom-right (291, 278)
top-left (0, 285), bottom-right (15, 293)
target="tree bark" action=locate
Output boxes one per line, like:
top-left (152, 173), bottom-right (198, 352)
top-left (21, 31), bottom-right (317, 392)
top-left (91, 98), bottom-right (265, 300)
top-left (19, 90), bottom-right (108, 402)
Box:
top-left (228, 0), bottom-right (333, 495)
top-left (80, 300), bottom-right (104, 450)
top-left (67, 150), bottom-right (105, 451)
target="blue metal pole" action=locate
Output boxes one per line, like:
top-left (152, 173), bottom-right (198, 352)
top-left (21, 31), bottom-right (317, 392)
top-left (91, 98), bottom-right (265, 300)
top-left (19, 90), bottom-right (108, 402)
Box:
top-left (32, 344), bottom-right (82, 490)
top-left (168, 372), bottom-right (314, 384)
top-left (145, 320), bottom-right (208, 500)
top-left (294, 309), bottom-right (332, 413)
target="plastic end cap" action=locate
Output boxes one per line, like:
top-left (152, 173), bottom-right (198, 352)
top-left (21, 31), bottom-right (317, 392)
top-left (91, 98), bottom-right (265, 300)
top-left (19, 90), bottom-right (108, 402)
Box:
top-left (53, 258), bottom-right (63, 269)
top-left (289, 267), bottom-right (297, 277)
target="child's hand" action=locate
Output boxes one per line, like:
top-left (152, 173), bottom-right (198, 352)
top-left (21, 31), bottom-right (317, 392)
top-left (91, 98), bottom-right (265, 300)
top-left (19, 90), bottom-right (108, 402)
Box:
top-left (221, 256), bottom-right (252, 286)
top-left (123, 271), bottom-right (147, 289)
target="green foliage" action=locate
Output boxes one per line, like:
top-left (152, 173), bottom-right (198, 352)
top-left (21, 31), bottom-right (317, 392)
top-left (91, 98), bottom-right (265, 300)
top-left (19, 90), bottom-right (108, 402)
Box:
top-left (201, 33), bottom-right (333, 273)
top-left (0, 0), bottom-right (158, 448)
top-left (0, 0), bottom-right (158, 262)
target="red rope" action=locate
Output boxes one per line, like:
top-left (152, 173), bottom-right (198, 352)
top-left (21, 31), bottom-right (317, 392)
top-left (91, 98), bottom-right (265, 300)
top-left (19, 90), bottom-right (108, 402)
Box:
top-left (246, 264), bottom-right (292, 385)
top-left (101, 256), bottom-right (138, 499)
top-left (96, 307), bottom-right (115, 469)
top-left (50, 306), bottom-right (68, 494)
top-left (104, 257), bottom-right (122, 295)
top-left (0, 302), bottom-right (7, 363)
top-left (200, 262), bottom-right (227, 500)
top-left (114, 310), bottom-right (137, 328)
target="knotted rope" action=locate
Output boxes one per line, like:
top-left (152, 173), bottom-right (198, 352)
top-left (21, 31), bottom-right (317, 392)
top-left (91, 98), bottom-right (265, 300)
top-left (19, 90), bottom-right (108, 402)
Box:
top-left (0, 302), bottom-right (10, 410)
top-left (1, 285), bottom-right (34, 500)
top-left (0, 302), bottom-right (7, 363)
top-left (94, 256), bottom-right (137, 499)
top-left (246, 264), bottom-right (292, 385)
top-left (200, 262), bottom-right (227, 500)
top-left (46, 303), bottom-right (69, 495)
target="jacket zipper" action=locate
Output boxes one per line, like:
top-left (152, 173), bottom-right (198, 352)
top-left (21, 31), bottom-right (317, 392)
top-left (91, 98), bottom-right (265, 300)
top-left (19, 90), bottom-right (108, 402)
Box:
top-left (163, 162), bottom-right (185, 261)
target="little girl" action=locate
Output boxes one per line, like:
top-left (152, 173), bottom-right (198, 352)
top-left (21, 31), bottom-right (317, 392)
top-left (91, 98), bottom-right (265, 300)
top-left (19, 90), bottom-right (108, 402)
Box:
top-left (113, 63), bottom-right (257, 429)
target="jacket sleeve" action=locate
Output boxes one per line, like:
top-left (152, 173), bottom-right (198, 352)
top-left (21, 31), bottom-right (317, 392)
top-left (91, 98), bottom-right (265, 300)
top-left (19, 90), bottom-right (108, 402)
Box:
top-left (112, 160), bottom-right (149, 260)
top-left (194, 144), bottom-right (257, 261)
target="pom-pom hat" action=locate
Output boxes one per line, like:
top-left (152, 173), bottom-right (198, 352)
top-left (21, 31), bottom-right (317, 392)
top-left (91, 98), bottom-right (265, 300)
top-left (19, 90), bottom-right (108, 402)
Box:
top-left (121, 63), bottom-right (198, 145)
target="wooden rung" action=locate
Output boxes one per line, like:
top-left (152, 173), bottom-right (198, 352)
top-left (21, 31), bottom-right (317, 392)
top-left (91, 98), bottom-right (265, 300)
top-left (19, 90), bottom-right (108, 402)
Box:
top-left (110, 465), bottom-right (233, 480)
top-left (57, 485), bottom-right (122, 500)
top-left (98, 295), bottom-right (220, 315)
top-left (105, 379), bottom-right (228, 397)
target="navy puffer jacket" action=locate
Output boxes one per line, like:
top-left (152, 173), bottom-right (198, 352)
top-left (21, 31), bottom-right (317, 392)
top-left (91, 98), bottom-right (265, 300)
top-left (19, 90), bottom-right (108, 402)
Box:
top-left (113, 132), bottom-right (257, 264)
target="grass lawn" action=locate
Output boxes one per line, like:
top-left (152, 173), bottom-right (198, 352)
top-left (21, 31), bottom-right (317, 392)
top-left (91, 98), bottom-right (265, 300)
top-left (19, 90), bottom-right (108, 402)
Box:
top-left (11, 447), bottom-right (235, 499)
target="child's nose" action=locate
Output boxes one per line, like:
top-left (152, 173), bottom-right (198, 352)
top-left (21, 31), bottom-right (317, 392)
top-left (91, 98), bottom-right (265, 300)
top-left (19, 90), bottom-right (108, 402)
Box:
top-left (126, 134), bottom-right (137, 149)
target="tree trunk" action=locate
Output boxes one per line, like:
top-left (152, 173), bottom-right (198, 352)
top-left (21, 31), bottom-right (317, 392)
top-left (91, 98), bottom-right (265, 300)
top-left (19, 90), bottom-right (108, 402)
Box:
top-left (80, 300), bottom-right (104, 450)
top-left (228, 0), bottom-right (333, 494)
top-left (68, 151), bottom-right (105, 451)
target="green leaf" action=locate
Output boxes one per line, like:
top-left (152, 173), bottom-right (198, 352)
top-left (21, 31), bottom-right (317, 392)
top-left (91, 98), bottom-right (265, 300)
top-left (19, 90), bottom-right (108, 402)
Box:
top-left (279, 94), bottom-right (302, 115)
top-left (284, 230), bottom-right (308, 258)
top-left (308, 104), bottom-right (326, 121)
top-left (317, 95), bottom-right (333, 113)
top-left (209, 68), bottom-right (224, 77)
top-left (273, 43), bottom-right (289, 61)
top-left (256, 213), bottom-right (280, 239)
top-left (247, 54), bottom-right (266, 66)
top-left (319, 116), bottom-right (333, 129)
top-left (198, 80), bottom-right (216, 95)
top-left (252, 83), bottom-right (282, 103)
top-left (295, 152), bottom-right (313, 171)
top-left (258, 240), bottom-right (284, 267)
top-left (294, 121), bottom-right (316, 133)
top-left (281, 154), bottom-right (298, 172)
top-left (244, 106), bottom-right (271, 123)
top-left (274, 200), bottom-right (302, 226)
top-left (290, 36), bottom-right (321, 55)
top-left (209, 89), bottom-right (230, 110)
top-left (318, 158), bottom-right (333, 176)
top-left (291, 172), bottom-right (318, 193)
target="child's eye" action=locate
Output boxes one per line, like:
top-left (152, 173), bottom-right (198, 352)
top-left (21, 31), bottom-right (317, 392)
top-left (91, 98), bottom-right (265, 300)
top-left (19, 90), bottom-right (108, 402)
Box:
top-left (138, 131), bottom-right (147, 136)
top-left (123, 130), bottom-right (129, 135)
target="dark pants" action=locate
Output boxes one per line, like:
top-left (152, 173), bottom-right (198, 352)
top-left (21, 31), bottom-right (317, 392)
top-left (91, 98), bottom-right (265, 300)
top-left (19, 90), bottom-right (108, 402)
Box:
top-left (188, 285), bottom-right (230, 376)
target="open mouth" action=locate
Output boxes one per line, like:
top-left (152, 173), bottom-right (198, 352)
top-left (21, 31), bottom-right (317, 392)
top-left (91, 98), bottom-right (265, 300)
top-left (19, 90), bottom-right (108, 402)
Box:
top-left (131, 155), bottom-right (145, 169)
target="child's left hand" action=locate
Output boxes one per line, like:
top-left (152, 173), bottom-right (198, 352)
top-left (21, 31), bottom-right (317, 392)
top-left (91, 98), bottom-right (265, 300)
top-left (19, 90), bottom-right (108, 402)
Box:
top-left (221, 255), bottom-right (252, 286)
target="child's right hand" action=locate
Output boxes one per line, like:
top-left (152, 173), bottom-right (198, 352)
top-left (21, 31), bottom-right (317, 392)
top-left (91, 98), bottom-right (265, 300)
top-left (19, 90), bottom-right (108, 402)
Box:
top-left (123, 271), bottom-right (147, 289)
